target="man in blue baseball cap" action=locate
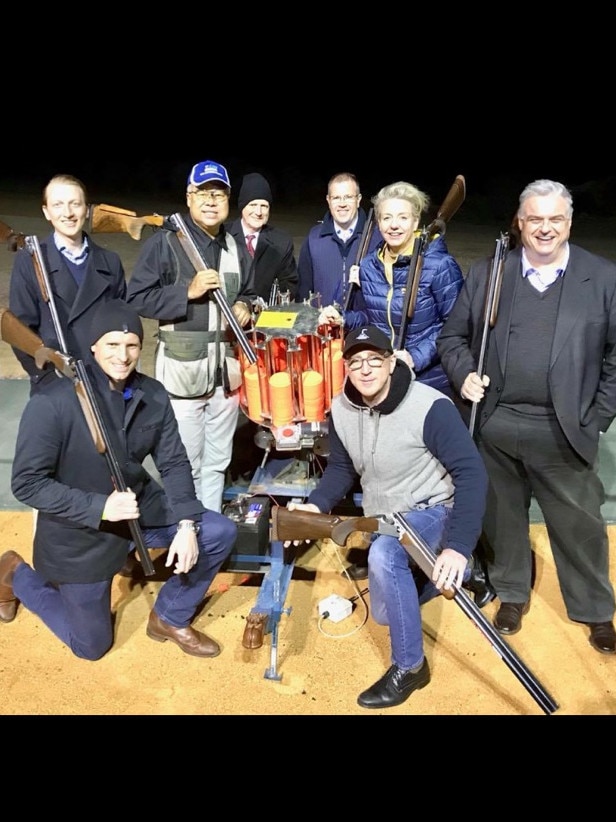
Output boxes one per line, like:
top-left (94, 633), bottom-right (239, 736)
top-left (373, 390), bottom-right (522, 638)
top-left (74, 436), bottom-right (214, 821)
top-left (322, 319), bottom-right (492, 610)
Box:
top-left (187, 160), bottom-right (231, 189)
top-left (127, 159), bottom-right (257, 526)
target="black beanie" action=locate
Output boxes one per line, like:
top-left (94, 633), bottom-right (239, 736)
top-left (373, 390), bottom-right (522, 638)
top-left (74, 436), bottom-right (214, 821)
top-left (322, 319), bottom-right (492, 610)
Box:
top-left (90, 300), bottom-right (144, 346)
top-left (238, 173), bottom-right (272, 211)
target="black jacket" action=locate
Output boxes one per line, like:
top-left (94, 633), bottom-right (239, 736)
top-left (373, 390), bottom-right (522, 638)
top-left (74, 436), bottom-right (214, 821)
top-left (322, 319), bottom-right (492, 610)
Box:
top-left (8, 233), bottom-right (127, 392)
top-left (226, 219), bottom-right (298, 302)
top-left (11, 356), bottom-right (205, 583)
top-left (437, 244), bottom-right (616, 465)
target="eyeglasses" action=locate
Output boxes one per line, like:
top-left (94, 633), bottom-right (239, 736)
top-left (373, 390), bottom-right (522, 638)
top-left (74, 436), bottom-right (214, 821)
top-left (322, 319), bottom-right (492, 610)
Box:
top-left (188, 189), bottom-right (229, 203)
top-left (521, 216), bottom-right (569, 229)
top-left (328, 194), bottom-right (358, 204)
top-left (346, 354), bottom-right (389, 371)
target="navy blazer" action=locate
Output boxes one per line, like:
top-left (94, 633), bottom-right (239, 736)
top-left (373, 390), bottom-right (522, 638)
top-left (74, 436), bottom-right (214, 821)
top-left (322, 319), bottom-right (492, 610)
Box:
top-left (437, 244), bottom-right (616, 465)
top-left (8, 232), bottom-right (127, 390)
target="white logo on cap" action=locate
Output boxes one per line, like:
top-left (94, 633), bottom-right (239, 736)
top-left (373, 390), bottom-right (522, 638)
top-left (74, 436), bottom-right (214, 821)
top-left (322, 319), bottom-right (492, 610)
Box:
top-left (357, 328), bottom-right (370, 340)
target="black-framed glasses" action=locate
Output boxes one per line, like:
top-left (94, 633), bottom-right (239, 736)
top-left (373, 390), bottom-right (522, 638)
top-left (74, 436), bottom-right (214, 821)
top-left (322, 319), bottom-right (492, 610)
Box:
top-left (346, 355), bottom-right (389, 372)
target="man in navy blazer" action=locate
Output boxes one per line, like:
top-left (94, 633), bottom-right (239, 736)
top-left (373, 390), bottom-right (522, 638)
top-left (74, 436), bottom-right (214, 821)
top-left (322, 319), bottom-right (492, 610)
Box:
top-left (437, 179), bottom-right (616, 654)
top-left (8, 173), bottom-right (127, 394)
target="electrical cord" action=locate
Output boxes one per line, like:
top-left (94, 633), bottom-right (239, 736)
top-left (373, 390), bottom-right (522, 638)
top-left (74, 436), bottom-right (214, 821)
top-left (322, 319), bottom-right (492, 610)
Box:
top-left (316, 539), bottom-right (370, 638)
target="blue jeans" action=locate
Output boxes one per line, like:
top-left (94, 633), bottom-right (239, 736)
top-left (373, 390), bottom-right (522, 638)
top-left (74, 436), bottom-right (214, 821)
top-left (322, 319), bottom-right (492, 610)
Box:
top-left (369, 505), bottom-right (462, 670)
top-left (12, 510), bottom-right (237, 661)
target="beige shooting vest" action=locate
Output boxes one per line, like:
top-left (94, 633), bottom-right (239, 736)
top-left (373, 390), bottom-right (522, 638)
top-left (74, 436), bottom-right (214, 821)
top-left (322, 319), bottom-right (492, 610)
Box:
top-left (155, 231), bottom-right (244, 399)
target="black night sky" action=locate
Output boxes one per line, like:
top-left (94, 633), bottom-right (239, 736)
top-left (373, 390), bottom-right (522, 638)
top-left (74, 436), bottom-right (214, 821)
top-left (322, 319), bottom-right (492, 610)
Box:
top-left (3, 107), bottom-right (615, 219)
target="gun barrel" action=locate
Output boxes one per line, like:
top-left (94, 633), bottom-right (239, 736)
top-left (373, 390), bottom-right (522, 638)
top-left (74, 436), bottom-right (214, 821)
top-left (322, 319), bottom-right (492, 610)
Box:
top-left (469, 232), bottom-right (509, 437)
top-left (167, 213), bottom-right (256, 365)
top-left (391, 511), bottom-right (558, 715)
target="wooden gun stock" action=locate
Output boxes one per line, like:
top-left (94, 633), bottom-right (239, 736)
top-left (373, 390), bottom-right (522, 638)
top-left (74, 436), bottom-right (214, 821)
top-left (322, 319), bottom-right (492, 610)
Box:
top-left (0, 308), bottom-right (73, 378)
top-left (0, 308), bottom-right (104, 451)
top-left (89, 203), bottom-right (165, 241)
top-left (271, 507), bottom-right (455, 598)
top-left (271, 506), bottom-right (392, 557)
top-left (395, 176), bottom-right (466, 351)
top-left (342, 207), bottom-right (375, 312)
top-left (0, 219), bottom-right (26, 252)
top-left (431, 174), bottom-right (466, 228)
top-left (396, 228), bottom-right (429, 349)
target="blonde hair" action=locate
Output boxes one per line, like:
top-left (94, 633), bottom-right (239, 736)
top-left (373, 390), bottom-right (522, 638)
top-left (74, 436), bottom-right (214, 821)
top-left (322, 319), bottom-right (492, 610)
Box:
top-left (372, 181), bottom-right (429, 220)
top-left (43, 174), bottom-right (89, 206)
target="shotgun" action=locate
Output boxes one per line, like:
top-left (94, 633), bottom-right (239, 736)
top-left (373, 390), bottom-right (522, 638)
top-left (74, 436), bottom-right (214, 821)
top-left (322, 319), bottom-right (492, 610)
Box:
top-left (0, 219), bottom-right (26, 252)
top-left (271, 505), bottom-right (559, 715)
top-left (89, 203), bottom-right (165, 241)
top-left (468, 232), bottom-right (509, 437)
top-left (342, 207), bottom-right (375, 312)
top-left (86, 206), bottom-right (257, 363)
top-left (166, 213), bottom-right (257, 365)
top-left (395, 175), bottom-right (466, 351)
top-left (0, 231), bottom-right (157, 577)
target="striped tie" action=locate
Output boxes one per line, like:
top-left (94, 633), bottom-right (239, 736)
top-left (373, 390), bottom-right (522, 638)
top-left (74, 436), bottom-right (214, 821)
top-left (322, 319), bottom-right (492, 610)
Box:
top-left (246, 234), bottom-right (256, 257)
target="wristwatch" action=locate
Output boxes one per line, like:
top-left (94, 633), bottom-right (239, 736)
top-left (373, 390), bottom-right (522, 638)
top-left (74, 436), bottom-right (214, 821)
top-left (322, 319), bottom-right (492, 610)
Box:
top-left (177, 520), bottom-right (200, 535)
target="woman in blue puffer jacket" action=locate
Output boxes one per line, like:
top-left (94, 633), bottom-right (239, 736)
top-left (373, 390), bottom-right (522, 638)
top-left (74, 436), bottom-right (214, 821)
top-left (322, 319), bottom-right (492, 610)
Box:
top-left (323, 181), bottom-right (464, 398)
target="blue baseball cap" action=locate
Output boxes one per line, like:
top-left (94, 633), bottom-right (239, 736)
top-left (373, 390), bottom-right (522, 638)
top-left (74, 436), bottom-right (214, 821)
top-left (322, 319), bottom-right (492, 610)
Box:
top-left (187, 160), bottom-right (231, 188)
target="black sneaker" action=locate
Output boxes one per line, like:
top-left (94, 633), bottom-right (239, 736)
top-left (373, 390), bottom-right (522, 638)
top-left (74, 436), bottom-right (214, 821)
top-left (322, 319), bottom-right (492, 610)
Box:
top-left (342, 562), bottom-right (369, 581)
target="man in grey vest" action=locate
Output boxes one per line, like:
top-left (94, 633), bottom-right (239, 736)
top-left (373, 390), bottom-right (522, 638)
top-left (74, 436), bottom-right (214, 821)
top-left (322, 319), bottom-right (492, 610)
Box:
top-left (127, 160), bottom-right (257, 514)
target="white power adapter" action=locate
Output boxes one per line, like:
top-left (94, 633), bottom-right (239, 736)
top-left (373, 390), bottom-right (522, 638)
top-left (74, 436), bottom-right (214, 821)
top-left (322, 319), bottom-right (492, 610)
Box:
top-left (318, 594), bottom-right (353, 623)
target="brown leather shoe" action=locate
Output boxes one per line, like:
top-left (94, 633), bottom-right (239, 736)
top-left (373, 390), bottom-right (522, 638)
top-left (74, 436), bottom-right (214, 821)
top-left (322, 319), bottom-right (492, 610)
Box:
top-left (242, 612), bottom-right (268, 650)
top-left (588, 621), bottom-right (616, 654)
top-left (0, 550), bottom-right (24, 624)
top-left (493, 601), bottom-right (530, 635)
top-left (146, 610), bottom-right (221, 658)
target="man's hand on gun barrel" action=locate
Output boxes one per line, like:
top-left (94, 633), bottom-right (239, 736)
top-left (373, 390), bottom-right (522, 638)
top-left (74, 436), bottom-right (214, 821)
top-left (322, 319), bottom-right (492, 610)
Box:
top-left (431, 548), bottom-right (467, 592)
top-left (461, 372), bottom-right (490, 403)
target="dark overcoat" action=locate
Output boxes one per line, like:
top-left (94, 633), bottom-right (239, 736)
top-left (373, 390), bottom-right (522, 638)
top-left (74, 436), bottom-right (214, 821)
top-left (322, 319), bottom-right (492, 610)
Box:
top-left (9, 232), bottom-right (127, 389)
top-left (11, 357), bottom-right (205, 583)
top-left (437, 244), bottom-right (616, 465)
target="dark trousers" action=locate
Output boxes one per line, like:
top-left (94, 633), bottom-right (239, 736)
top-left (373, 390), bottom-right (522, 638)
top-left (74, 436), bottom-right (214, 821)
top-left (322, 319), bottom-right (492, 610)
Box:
top-left (12, 510), bottom-right (236, 660)
top-left (478, 405), bottom-right (615, 623)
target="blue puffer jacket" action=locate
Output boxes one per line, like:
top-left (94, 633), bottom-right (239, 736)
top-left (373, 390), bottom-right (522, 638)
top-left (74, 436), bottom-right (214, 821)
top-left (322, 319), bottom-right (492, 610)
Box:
top-left (345, 234), bottom-right (463, 395)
